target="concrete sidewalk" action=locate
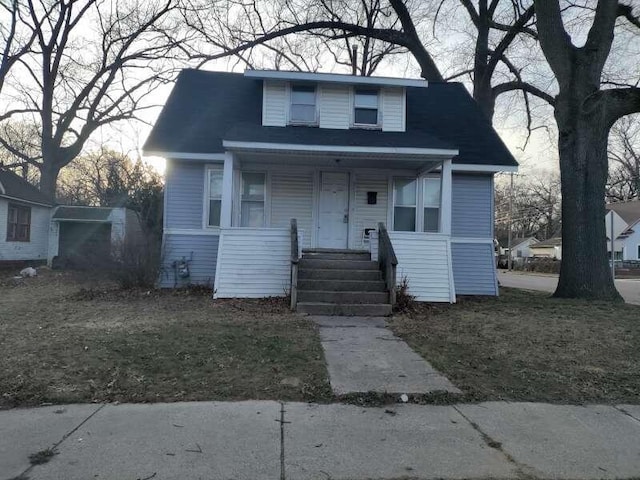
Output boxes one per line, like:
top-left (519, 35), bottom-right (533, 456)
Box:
top-left (3, 400), bottom-right (640, 480)
top-left (312, 316), bottom-right (460, 395)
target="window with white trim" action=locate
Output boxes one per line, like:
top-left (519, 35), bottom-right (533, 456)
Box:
top-left (240, 172), bottom-right (266, 227)
top-left (637, 244), bottom-right (640, 259)
top-left (393, 178), bottom-right (416, 231)
top-left (353, 88), bottom-right (379, 126)
top-left (290, 85), bottom-right (317, 124)
top-left (207, 167), bottom-right (223, 227)
top-left (422, 176), bottom-right (441, 232)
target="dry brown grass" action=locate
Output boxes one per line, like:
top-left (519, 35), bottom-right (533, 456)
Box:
top-left (0, 269), bottom-right (332, 409)
top-left (390, 288), bottom-right (640, 404)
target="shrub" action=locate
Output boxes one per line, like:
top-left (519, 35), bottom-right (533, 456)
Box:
top-left (394, 276), bottom-right (416, 313)
top-left (110, 233), bottom-right (161, 289)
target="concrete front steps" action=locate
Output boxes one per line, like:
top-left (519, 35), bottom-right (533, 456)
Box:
top-left (296, 249), bottom-right (392, 316)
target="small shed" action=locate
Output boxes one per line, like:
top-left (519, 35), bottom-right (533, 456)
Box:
top-left (48, 206), bottom-right (142, 267)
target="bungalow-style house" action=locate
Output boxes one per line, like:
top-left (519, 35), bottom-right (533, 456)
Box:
top-left (144, 69), bottom-right (518, 314)
top-left (530, 236), bottom-right (563, 259)
top-left (606, 200), bottom-right (640, 261)
top-left (0, 169), bottom-right (52, 266)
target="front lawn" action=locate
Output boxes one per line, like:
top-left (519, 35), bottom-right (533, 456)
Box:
top-left (390, 288), bottom-right (640, 404)
top-left (0, 270), bottom-right (332, 409)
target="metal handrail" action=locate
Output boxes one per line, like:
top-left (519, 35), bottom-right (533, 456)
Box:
top-left (290, 218), bottom-right (299, 310)
top-left (377, 222), bottom-right (398, 306)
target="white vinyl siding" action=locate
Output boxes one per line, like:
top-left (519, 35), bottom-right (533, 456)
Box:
top-left (262, 81), bottom-right (407, 131)
top-left (319, 85), bottom-right (351, 129)
top-left (351, 174), bottom-right (388, 250)
top-left (214, 228), bottom-right (291, 298)
top-left (0, 199), bottom-right (50, 261)
top-left (270, 172), bottom-right (314, 249)
top-left (382, 88), bottom-right (405, 132)
top-left (389, 231), bottom-right (455, 302)
top-left (262, 81), bottom-right (287, 126)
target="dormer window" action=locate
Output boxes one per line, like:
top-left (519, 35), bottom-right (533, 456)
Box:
top-left (353, 89), bottom-right (379, 127)
top-left (289, 85), bottom-right (317, 124)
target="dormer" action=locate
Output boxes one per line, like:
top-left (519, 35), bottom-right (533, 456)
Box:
top-left (244, 70), bottom-right (428, 132)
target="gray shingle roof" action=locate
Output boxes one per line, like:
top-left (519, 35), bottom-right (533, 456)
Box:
top-left (52, 206), bottom-right (114, 221)
top-left (143, 69), bottom-right (518, 167)
top-left (606, 200), bottom-right (640, 226)
top-left (0, 169), bottom-right (52, 205)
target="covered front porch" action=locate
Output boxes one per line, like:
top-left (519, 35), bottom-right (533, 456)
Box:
top-left (212, 142), bottom-right (458, 304)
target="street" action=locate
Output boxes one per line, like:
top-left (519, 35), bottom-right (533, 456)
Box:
top-left (498, 271), bottom-right (640, 305)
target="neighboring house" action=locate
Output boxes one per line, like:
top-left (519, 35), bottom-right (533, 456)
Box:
top-left (144, 69), bottom-right (518, 305)
top-left (530, 237), bottom-right (563, 260)
top-left (606, 200), bottom-right (640, 261)
top-left (48, 206), bottom-right (143, 267)
top-left (0, 169), bottom-right (52, 266)
top-left (498, 236), bottom-right (539, 259)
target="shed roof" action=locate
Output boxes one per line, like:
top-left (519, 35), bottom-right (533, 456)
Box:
top-left (52, 206), bottom-right (115, 221)
top-left (0, 169), bottom-right (52, 206)
top-left (144, 69), bottom-right (518, 167)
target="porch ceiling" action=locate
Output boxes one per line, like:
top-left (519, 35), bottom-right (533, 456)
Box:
top-left (226, 147), bottom-right (450, 172)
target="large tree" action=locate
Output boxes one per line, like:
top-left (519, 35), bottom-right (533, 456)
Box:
top-left (533, 0), bottom-right (640, 299)
top-left (0, 0), bottom-right (184, 202)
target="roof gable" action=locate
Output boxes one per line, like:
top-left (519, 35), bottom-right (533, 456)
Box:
top-left (0, 169), bottom-right (52, 206)
top-left (606, 200), bottom-right (640, 226)
top-left (144, 69), bottom-right (517, 167)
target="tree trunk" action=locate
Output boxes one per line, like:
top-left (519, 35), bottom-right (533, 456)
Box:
top-left (553, 91), bottom-right (622, 300)
top-left (39, 161), bottom-right (59, 204)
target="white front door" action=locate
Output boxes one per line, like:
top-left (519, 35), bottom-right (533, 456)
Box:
top-left (318, 172), bottom-right (349, 248)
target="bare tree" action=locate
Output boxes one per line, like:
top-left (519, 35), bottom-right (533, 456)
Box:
top-left (0, 0), bottom-right (184, 202)
top-left (533, 0), bottom-right (640, 299)
top-left (607, 115), bottom-right (640, 202)
top-left (0, 0), bottom-right (39, 93)
top-left (495, 171), bottom-right (561, 241)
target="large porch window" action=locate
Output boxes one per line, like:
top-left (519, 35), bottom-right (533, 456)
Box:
top-left (423, 176), bottom-right (441, 232)
top-left (241, 172), bottom-right (266, 227)
top-left (393, 178), bottom-right (416, 231)
top-left (393, 174), bottom-right (442, 233)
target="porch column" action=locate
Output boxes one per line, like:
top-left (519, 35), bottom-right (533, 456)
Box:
top-left (440, 158), bottom-right (452, 235)
top-left (220, 152), bottom-right (235, 228)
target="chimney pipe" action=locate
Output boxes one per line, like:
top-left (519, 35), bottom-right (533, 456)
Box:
top-left (352, 46), bottom-right (358, 75)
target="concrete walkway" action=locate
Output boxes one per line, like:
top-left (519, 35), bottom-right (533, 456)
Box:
top-left (498, 271), bottom-right (640, 305)
top-left (3, 400), bottom-right (640, 480)
top-left (312, 316), bottom-right (460, 395)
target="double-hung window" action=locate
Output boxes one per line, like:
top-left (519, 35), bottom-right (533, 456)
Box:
top-left (7, 203), bottom-right (31, 242)
top-left (241, 172), bottom-right (266, 227)
top-left (393, 178), bottom-right (416, 231)
top-left (423, 176), bottom-right (441, 232)
top-left (290, 85), bottom-right (317, 124)
top-left (353, 89), bottom-right (379, 126)
top-left (207, 168), bottom-right (223, 227)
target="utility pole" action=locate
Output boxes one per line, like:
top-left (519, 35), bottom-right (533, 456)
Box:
top-left (610, 210), bottom-right (616, 281)
top-left (507, 172), bottom-right (514, 271)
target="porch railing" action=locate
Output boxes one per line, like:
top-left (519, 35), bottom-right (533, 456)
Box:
top-left (378, 222), bottom-right (398, 306)
top-left (290, 218), bottom-right (299, 310)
